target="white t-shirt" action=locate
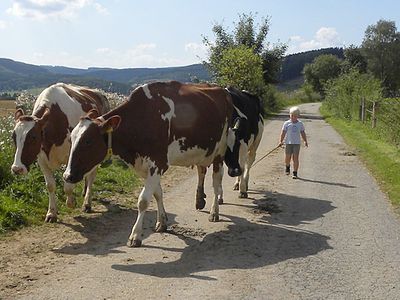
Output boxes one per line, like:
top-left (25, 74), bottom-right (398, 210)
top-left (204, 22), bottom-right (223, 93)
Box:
top-left (282, 119), bottom-right (305, 144)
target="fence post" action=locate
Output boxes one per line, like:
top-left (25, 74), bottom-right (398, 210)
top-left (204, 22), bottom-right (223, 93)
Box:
top-left (360, 97), bottom-right (366, 123)
top-left (372, 101), bottom-right (377, 128)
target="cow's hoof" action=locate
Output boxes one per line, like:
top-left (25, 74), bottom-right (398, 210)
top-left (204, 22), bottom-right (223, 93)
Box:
top-left (239, 192), bottom-right (248, 198)
top-left (45, 214), bottom-right (57, 223)
top-left (208, 213), bottom-right (219, 222)
top-left (66, 199), bottom-right (76, 209)
top-left (218, 198), bottom-right (224, 205)
top-left (127, 239), bottom-right (142, 248)
top-left (155, 222), bottom-right (167, 232)
top-left (233, 184), bottom-right (239, 191)
top-left (82, 205), bottom-right (92, 213)
top-left (196, 199), bottom-right (206, 210)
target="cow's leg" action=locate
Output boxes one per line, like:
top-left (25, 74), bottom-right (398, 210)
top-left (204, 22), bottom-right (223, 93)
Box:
top-left (237, 143), bottom-right (249, 198)
top-left (153, 181), bottom-right (167, 232)
top-left (240, 148), bottom-right (257, 198)
top-left (127, 173), bottom-right (160, 247)
top-left (63, 182), bottom-right (76, 208)
top-left (81, 167), bottom-right (97, 213)
top-left (38, 157), bottom-right (58, 223)
top-left (233, 177), bottom-right (240, 191)
top-left (209, 161), bottom-right (223, 221)
top-left (196, 166), bottom-right (207, 210)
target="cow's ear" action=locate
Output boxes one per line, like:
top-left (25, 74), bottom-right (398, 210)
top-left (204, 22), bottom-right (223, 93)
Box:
top-left (100, 115), bottom-right (121, 133)
top-left (14, 108), bottom-right (24, 121)
top-left (86, 109), bottom-right (99, 119)
top-left (37, 108), bottom-right (50, 129)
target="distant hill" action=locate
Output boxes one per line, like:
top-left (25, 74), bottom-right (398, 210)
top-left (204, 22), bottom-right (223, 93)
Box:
top-left (279, 47), bottom-right (344, 82)
top-left (0, 58), bottom-right (211, 94)
top-left (0, 47), bottom-right (344, 94)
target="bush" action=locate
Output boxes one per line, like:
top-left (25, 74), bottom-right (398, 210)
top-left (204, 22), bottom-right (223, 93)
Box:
top-left (324, 69), bottom-right (382, 120)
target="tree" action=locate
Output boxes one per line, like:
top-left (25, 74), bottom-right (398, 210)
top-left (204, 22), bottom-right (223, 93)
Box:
top-left (303, 54), bottom-right (342, 97)
top-left (203, 13), bottom-right (287, 85)
top-left (215, 45), bottom-right (264, 95)
top-left (361, 19), bottom-right (400, 95)
top-left (343, 45), bottom-right (367, 73)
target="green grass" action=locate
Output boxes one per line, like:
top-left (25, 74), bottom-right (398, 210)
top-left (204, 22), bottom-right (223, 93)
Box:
top-left (321, 105), bottom-right (400, 208)
top-left (0, 160), bottom-right (139, 234)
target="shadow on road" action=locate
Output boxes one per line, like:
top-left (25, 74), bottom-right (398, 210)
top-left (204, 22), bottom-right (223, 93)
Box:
top-left (297, 177), bottom-right (356, 188)
top-left (111, 192), bottom-right (334, 279)
top-left (53, 200), bottom-right (171, 256)
top-left (248, 190), bottom-right (336, 227)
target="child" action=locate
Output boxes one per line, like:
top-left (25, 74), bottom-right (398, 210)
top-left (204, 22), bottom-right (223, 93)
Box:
top-left (278, 106), bottom-right (308, 179)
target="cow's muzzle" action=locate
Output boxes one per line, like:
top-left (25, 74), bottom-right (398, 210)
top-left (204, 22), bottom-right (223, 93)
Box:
top-left (228, 167), bottom-right (242, 177)
top-left (11, 165), bottom-right (28, 175)
top-left (63, 172), bottom-right (82, 184)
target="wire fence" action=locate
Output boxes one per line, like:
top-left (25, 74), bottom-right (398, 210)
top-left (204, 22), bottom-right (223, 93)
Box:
top-left (360, 97), bottom-right (400, 146)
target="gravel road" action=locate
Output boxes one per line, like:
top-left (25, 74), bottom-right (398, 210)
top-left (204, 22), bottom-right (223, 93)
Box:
top-left (2, 102), bottom-right (400, 300)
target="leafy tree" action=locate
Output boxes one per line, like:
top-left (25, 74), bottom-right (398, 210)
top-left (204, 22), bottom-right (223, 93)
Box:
top-left (343, 45), bottom-right (367, 73)
top-left (203, 13), bottom-right (287, 85)
top-left (215, 45), bottom-right (264, 95)
top-left (361, 19), bottom-right (400, 95)
top-left (303, 54), bottom-right (342, 97)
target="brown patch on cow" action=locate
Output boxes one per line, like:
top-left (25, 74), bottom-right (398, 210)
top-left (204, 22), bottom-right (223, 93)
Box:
top-left (20, 122), bottom-right (43, 168)
top-left (63, 85), bottom-right (109, 114)
top-left (96, 81), bottom-right (232, 174)
top-left (79, 89), bottom-right (110, 114)
top-left (19, 116), bottom-right (35, 122)
top-left (36, 104), bottom-right (69, 158)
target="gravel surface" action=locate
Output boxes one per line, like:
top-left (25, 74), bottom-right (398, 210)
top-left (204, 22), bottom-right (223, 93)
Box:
top-left (1, 102), bottom-right (400, 300)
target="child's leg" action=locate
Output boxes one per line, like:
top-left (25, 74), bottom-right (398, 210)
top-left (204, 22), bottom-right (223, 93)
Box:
top-left (292, 145), bottom-right (301, 178)
top-left (293, 153), bottom-right (299, 172)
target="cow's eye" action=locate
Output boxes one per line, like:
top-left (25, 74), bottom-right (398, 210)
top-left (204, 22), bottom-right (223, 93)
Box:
top-left (84, 140), bottom-right (92, 146)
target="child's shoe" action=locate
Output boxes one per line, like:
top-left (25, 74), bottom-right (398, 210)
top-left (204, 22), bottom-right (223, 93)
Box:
top-left (285, 166), bottom-right (290, 175)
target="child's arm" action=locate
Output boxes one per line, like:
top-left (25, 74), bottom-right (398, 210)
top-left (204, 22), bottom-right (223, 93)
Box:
top-left (278, 130), bottom-right (286, 146)
top-left (301, 130), bottom-right (308, 147)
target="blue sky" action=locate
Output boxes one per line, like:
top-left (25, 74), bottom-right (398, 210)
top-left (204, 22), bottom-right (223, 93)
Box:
top-left (1, 0), bottom-right (399, 69)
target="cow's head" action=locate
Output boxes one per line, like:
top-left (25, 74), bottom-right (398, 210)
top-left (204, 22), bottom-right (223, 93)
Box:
top-left (63, 110), bottom-right (121, 184)
top-left (11, 108), bottom-right (50, 175)
top-left (225, 117), bottom-right (244, 177)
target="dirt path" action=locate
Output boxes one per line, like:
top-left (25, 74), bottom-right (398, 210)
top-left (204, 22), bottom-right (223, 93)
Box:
top-left (2, 103), bottom-right (400, 300)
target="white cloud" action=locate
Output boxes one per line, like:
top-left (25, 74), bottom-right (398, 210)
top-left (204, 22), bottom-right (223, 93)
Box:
top-left (184, 42), bottom-right (207, 61)
top-left (288, 27), bottom-right (343, 54)
top-left (6, 0), bottom-right (108, 20)
top-left (0, 20), bottom-right (7, 30)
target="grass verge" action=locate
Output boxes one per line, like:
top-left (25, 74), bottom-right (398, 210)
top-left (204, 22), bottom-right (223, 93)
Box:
top-left (0, 159), bottom-right (139, 234)
top-left (321, 105), bottom-right (400, 208)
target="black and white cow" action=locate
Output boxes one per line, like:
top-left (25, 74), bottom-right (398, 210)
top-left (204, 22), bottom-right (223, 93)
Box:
top-left (224, 87), bottom-right (264, 198)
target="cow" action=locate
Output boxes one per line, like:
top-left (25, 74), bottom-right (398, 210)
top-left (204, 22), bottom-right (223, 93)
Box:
top-left (11, 83), bottom-right (110, 222)
top-left (224, 87), bottom-right (264, 198)
top-left (63, 81), bottom-right (241, 247)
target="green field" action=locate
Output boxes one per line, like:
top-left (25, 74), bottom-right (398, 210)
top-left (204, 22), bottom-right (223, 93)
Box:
top-left (0, 100), bottom-right (15, 117)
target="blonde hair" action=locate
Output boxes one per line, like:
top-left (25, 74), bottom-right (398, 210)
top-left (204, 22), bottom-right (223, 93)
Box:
top-left (289, 106), bottom-right (300, 116)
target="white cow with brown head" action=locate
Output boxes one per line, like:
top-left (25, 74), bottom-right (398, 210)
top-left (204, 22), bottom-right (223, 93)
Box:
top-left (12, 83), bottom-right (110, 222)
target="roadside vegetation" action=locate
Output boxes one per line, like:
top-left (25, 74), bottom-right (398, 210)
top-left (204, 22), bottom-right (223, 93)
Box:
top-left (305, 19), bottom-right (400, 208)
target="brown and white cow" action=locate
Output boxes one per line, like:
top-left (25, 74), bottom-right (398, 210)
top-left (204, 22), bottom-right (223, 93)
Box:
top-left (12, 83), bottom-right (110, 222)
top-left (63, 81), bottom-right (240, 247)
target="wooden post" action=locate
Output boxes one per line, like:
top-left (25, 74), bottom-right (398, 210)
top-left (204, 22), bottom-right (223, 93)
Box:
top-left (372, 101), bottom-right (377, 128)
top-left (361, 97), bottom-right (366, 123)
